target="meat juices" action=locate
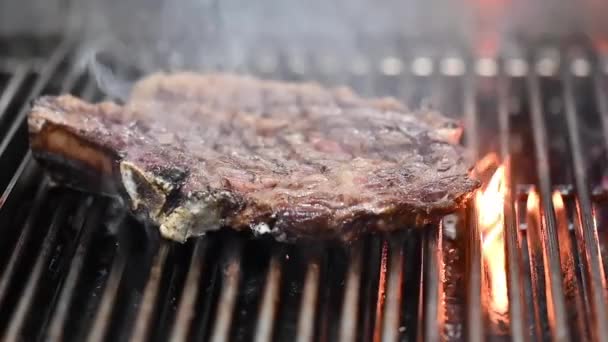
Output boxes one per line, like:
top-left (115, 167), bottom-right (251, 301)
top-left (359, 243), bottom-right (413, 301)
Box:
top-left (28, 73), bottom-right (480, 242)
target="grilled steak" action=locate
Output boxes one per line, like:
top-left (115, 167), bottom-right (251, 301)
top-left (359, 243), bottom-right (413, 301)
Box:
top-left (28, 73), bottom-right (479, 242)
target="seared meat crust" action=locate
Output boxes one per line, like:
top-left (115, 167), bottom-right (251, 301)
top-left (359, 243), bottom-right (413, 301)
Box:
top-left (28, 73), bottom-right (479, 242)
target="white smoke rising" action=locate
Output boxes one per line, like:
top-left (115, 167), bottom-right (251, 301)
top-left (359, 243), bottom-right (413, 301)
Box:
top-left (64, 0), bottom-right (595, 98)
top-left (69, 0), bottom-right (478, 98)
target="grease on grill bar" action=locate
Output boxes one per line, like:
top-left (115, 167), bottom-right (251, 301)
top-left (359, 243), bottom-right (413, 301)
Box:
top-left (1, 39), bottom-right (608, 341)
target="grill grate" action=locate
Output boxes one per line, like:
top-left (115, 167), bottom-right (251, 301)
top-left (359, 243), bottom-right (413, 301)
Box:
top-left (1, 38), bottom-right (608, 341)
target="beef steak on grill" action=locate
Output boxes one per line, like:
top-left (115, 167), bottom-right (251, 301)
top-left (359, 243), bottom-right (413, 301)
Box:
top-left (28, 72), bottom-right (480, 242)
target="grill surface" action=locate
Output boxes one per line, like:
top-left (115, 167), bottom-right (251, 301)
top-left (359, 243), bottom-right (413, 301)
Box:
top-left (1, 37), bottom-right (608, 341)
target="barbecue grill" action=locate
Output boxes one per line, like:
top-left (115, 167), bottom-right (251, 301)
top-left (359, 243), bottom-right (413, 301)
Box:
top-left (2, 1), bottom-right (608, 341)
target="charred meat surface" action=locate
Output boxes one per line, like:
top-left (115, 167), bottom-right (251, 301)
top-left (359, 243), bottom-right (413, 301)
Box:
top-left (28, 73), bottom-right (479, 242)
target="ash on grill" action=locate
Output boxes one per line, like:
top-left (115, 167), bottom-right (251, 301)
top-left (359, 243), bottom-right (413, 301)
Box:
top-left (1, 38), bottom-right (608, 342)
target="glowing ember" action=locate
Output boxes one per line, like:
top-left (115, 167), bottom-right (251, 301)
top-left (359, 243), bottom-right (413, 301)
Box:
top-left (475, 163), bottom-right (508, 317)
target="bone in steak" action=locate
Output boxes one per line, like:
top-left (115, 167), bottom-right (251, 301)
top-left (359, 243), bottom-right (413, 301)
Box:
top-left (27, 73), bottom-right (480, 242)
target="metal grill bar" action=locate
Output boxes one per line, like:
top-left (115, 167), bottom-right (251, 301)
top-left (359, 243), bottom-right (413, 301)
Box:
top-left (359, 238), bottom-right (382, 342)
top-left (3, 195), bottom-right (72, 341)
top-left (498, 74), bottom-right (527, 342)
top-left (0, 40), bottom-right (69, 158)
top-left (526, 69), bottom-right (570, 340)
top-left (562, 66), bottom-right (608, 342)
top-left (254, 250), bottom-right (283, 342)
top-left (0, 177), bottom-right (49, 312)
top-left (0, 64), bottom-right (28, 119)
top-left (0, 67), bottom-right (30, 192)
top-left (338, 242), bottom-right (363, 342)
top-left (462, 57), bottom-right (483, 342)
top-left (595, 72), bottom-right (608, 164)
top-left (296, 258), bottom-right (321, 342)
top-left (381, 238), bottom-right (405, 342)
top-left (467, 205), bottom-right (483, 342)
top-left (421, 227), bottom-right (440, 342)
top-left (373, 240), bottom-right (389, 342)
top-left (0, 151), bottom-right (38, 213)
top-left (525, 182), bottom-right (552, 338)
top-left (209, 242), bottom-right (242, 342)
top-left (593, 69), bottom-right (608, 285)
top-left (552, 176), bottom-right (589, 339)
top-left (131, 242), bottom-right (171, 342)
top-left (464, 73), bottom-right (480, 160)
top-left (45, 198), bottom-right (99, 341)
top-left (87, 241), bottom-right (127, 342)
top-left (169, 238), bottom-right (209, 342)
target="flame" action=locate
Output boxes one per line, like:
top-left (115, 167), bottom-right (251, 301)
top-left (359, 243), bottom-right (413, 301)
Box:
top-left (473, 152), bottom-right (500, 178)
top-left (527, 189), bottom-right (540, 214)
top-left (552, 191), bottom-right (564, 211)
top-left (475, 163), bottom-right (509, 316)
top-left (477, 165), bottom-right (506, 228)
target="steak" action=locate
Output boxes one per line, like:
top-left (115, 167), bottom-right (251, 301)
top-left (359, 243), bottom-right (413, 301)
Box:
top-left (28, 73), bottom-right (480, 242)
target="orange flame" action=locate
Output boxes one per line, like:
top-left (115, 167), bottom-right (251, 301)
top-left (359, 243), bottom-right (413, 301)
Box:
top-left (474, 152), bottom-right (500, 177)
top-left (527, 189), bottom-right (540, 214)
top-left (552, 191), bottom-right (564, 211)
top-left (475, 164), bottom-right (508, 316)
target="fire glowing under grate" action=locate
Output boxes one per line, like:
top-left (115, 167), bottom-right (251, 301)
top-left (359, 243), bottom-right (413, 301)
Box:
top-left (0, 37), bottom-right (608, 341)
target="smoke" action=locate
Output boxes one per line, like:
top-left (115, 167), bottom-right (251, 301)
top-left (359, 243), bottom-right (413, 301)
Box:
top-left (64, 0), bottom-right (595, 99)
top-left (68, 0), bottom-right (479, 98)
